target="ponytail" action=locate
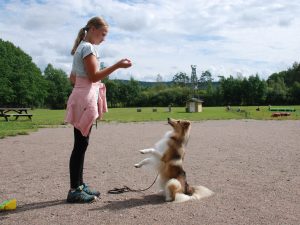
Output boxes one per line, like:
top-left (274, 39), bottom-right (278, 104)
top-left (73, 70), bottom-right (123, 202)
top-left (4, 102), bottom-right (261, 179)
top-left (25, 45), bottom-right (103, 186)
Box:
top-left (71, 17), bottom-right (108, 55)
top-left (71, 28), bottom-right (86, 55)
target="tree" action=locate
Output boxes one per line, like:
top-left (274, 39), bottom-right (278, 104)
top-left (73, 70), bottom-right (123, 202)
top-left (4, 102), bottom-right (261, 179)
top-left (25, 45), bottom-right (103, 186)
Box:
top-left (156, 74), bottom-right (163, 83)
top-left (172, 72), bottom-right (189, 87)
top-left (241, 75), bottom-right (267, 105)
top-left (103, 79), bottom-right (120, 107)
top-left (285, 62), bottom-right (300, 87)
top-left (116, 77), bottom-right (142, 107)
top-left (289, 81), bottom-right (300, 104)
top-left (266, 76), bottom-right (287, 105)
top-left (220, 76), bottom-right (243, 105)
top-left (154, 74), bottom-right (166, 91)
top-left (199, 70), bottom-right (213, 89)
top-left (0, 39), bottom-right (47, 107)
top-left (126, 77), bottom-right (141, 106)
top-left (44, 64), bottom-right (72, 109)
top-left (0, 77), bottom-right (14, 104)
top-left (145, 86), bottom-right (190, 107)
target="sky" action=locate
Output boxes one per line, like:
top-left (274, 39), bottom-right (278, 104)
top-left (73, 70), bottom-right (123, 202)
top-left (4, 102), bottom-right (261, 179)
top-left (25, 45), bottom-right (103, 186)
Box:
top-left (0, 0), bottom-right (299, 82)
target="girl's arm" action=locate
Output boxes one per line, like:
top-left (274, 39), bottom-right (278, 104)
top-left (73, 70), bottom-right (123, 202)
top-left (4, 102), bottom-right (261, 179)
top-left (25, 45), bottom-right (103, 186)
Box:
top-left (84, 54), bottom-right (132, 82)
top-left (69, 72), bottom-right (76, 86)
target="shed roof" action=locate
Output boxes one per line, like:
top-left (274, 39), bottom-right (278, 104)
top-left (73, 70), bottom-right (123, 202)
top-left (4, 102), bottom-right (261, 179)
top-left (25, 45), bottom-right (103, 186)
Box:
top-left (187, 98), bottom-right (204, 103)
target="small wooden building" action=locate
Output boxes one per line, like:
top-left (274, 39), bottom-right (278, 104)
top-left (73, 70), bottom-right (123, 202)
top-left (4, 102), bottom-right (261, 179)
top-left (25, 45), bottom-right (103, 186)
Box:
top-left (186, 98), bottom-right (204, 112)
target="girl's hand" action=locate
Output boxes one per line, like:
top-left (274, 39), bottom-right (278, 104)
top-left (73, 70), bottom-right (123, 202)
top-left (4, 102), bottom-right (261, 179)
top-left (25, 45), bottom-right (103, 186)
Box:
top-left (117, 58), bottom-right (132, 68)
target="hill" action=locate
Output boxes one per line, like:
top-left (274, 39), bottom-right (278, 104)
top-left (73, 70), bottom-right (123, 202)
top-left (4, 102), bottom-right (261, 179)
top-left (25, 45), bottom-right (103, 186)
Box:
top-left (111, 79), bottom-right (220, 89)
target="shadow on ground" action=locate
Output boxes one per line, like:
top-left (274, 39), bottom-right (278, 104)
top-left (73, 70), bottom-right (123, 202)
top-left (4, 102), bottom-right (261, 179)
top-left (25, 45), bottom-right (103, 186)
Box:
top-left (90, 194), bottom-right (165, 211)
top-left (0, 199), bottom-right (66, 216)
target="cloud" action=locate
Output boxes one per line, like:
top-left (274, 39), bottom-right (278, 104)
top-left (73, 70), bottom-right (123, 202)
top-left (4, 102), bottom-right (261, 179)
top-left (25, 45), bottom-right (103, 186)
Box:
top-left (0, 0), bottom-right (299, 81)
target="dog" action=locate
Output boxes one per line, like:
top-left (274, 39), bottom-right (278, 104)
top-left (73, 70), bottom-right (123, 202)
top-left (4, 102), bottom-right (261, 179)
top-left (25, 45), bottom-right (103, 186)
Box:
top-left (134, 118), bottom-right (213, 203)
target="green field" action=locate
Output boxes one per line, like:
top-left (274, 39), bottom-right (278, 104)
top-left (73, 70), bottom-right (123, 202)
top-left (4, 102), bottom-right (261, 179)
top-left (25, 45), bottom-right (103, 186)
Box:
top-left (0, 106), bottom-right (299, 138)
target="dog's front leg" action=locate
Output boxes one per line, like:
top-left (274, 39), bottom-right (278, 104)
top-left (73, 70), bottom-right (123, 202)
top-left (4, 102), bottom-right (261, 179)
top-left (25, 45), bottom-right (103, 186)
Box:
top-left (139, 148), bottom-right (162, 158)
top-left (134, 158), bottom-right (152, 168)
top-left (139, 148), bottom-right (155, 154)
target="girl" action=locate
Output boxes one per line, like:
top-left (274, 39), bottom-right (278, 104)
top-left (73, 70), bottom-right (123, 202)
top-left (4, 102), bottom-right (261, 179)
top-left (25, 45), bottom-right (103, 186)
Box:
top-left (65, 16), bottom-right (132, 203)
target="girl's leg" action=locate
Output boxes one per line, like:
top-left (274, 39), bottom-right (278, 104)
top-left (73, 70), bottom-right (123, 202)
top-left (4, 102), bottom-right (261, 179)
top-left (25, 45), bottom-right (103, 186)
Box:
top-left (69, 127), bottom-right (91, 189)
top-left (79, 130), bottom-right (91, 186)
top-left (67, 127), bottom-right (96, 203)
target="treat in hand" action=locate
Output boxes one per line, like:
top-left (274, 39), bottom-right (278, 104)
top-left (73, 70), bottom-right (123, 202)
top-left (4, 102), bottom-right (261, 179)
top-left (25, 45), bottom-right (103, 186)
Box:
top-left (119, 58), bottom-right (132, 68)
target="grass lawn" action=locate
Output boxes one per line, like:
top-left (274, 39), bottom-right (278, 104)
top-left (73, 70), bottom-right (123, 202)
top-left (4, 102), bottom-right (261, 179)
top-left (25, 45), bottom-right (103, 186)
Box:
top-left (0, 106), bottom-right (299, 138)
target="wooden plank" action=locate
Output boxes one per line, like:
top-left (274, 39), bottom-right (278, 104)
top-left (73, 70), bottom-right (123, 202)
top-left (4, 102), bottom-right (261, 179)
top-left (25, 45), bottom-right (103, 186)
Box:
top-left (0, 108), bottom-right (31, 111)
top-left (0, 114), bottom-right (11, 121)
top-left (11, 114), bottom-right (32, 120)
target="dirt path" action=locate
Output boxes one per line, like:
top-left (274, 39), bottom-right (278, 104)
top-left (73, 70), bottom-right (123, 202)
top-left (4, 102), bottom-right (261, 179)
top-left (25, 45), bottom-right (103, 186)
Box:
top-left (0, 120), bottom-right (299, 225)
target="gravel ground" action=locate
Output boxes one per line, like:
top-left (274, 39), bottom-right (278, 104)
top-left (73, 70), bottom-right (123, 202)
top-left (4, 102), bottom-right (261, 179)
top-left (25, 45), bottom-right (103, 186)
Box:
top-left (0, 120), bottom-right (299, 225)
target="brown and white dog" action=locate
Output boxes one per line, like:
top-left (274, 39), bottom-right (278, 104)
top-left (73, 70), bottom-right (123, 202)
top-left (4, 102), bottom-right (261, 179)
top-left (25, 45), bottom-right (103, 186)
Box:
top-left (134, 118), bottom-right (213, 203)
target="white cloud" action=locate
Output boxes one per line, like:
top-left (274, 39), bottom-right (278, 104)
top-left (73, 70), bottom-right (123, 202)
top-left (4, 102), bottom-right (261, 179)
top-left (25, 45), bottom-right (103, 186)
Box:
top-left (0, 0), bottom-right (299, 81)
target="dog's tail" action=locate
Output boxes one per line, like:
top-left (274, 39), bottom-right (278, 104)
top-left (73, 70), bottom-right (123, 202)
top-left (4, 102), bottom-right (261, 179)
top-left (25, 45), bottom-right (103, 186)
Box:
top-left (189, 185), bottom-right (214, 201)
top-left (175, 185), bottom-right (214, 203)
top-left (166, 179), bottom-right (214, 203)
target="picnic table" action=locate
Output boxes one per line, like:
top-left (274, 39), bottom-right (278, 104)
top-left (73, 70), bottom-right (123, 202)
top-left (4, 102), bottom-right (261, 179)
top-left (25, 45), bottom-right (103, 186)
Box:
top-left (269, 107), bottom-right (296, 112)
top-left (271, 112), bottom-right (291, 117)
top-left (0, 108), bottom-right (33, 121)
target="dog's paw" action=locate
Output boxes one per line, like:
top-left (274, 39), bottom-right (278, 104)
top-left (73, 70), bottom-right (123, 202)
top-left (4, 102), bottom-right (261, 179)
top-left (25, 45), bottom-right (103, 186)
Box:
top-left (134, 163), bottom-right (141, 168)
top-left (139, 149), bottom-right (146, 154)
top-left (165, 197), bottom-right (173, 202)
top-left (158, 190), bottom-right (165, 196)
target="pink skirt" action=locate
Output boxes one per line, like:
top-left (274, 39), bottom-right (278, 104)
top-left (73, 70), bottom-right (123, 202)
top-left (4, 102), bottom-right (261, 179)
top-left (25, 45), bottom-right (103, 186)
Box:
top-left (65, 77), bottom-right (107, 136)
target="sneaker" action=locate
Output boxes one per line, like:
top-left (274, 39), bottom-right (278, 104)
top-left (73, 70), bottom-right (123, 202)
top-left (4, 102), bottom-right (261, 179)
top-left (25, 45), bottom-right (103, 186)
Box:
top-left (67, 185), bottom-right (96, 203)
top-left (82, 183), bottom-right (101, 197)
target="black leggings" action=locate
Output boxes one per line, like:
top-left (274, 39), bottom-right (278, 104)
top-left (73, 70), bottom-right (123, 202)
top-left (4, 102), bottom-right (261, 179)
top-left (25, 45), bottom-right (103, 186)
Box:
top-left (69, 127), bottom-right (92, 189)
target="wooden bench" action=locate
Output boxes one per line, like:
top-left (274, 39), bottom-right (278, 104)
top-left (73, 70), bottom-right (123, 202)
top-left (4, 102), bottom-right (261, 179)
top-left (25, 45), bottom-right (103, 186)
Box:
top-left (0, 114), bottom-right (11, 121)
top-left (0, 108), bottom-right (33, 121)
top-left (10, 114), bottom-right (33, 120)
top-left (271, 112), bottom-right (290, 117)
top-left (269, 108), bottom-right (296, 112)
top-left (271, 113), bottom-right (281, 117)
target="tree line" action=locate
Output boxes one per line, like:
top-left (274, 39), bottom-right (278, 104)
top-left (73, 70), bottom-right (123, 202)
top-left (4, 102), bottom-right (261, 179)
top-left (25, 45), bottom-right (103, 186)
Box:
top-left (0, 39), bottom-right (299, 109)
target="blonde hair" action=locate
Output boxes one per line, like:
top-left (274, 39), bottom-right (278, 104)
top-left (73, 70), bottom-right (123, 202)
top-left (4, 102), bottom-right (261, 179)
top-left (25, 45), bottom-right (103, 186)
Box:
top-left (71, 16), bottom-right (108, 55)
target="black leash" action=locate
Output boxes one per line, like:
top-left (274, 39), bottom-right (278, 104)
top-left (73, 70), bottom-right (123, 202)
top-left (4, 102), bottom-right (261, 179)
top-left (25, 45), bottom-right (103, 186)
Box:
top-left (107, 173), bottom-right (159, 194)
